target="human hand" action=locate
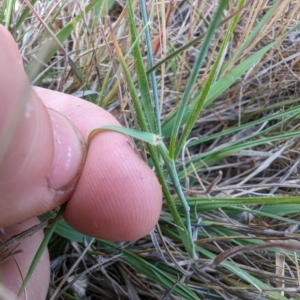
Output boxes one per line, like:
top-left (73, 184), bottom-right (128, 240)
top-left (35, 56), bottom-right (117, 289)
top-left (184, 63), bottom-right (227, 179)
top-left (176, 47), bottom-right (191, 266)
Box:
top-left (0, 25), bottom-right (162, 299)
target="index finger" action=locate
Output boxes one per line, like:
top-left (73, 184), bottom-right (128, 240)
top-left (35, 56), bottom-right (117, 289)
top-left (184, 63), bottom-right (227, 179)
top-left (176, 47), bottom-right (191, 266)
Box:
top-left (35, 87), bottom-right (162, 241)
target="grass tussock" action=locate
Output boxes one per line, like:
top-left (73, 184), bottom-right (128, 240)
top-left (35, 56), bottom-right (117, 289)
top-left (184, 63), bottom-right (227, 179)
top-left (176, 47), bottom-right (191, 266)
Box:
top-left (2, 0), bottom-right (300, 299)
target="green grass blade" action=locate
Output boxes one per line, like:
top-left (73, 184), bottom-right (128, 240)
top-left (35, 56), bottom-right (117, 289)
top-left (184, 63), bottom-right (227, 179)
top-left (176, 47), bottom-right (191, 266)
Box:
top-left (97, 240), bottom-right (199, 300)
top-left (174, 0), bottom-right (243, 159)
top-left (112, 31), bottom-right (195, 257)
top-left (96, 63), bottom-right (114, 107)
top-left (224, 207), bottom-right (300, 226)
top-left (18, 205), bottom-right (66, 296)
top-left (178, 196), bottom-right (300, 211)
top-left (151, 145), bottom-right (196, 258)
top-left (184, 104), bottom-right (300, 148)
top-left (15, 0), bottom-right (38, 30)
top-left (210, 256), bottom-right (288, 298)
top-left (88, 125), bottom-right (162, 146)
top-left (157, 143), bottom-right (196, 258)
top-left (50, 222), bottom-right (199, 299)
top-left (205, 40), bottom-right (276, 107)
top-left (166, 228), bottom-right (289, 300)
top-left (52, 222), bottom-right (195, 297)
top-left (260, 204), bottom-right (300, 216)
top-left (111, 21), bottom-right (188, 255)
top-left (127, 0), bottom-right (156, 133)
top-left (221, 0), bottom-right (281, 74)
top-left (146, 34), bottom-right (203, 76)
top-left (96, 24), bottom-right (150, 108)
top-left (55, 221), bottom-right (92, 243)
top-left (111, 27), bottom-right (150, 133)
top-left (139, 0), bottom-right (161, 135)
top-left (169, 0), bottom-right (228, 159)
top-left (41, 214), bottom-right (92, 243)
top-left (177, 127), bottom-right (300, 179)
top-left (219, 261), bottom-right (288, 300)
top-left (93, 0), bottom-right (115, 17)
top-left (4, 0), bottom-right (14, 29)
top-left (162, 38), bottom-right (277, 138)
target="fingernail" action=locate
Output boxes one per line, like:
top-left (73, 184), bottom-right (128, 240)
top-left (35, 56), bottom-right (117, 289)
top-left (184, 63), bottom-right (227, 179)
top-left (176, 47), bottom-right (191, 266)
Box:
top-left (47, 109), bottom-right (86, 190)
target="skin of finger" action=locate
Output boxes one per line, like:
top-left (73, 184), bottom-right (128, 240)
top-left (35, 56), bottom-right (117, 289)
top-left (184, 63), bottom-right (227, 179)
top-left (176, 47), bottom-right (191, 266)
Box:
top-left (34, 87), bottom-right (163, 241)
top-left (0, 218), bottom-right (50, 300)
top-left (0, 28), bottom-right (82, 228)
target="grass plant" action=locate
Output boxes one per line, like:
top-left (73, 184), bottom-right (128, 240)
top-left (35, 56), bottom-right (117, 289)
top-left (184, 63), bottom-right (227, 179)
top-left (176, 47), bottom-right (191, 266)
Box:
top-left (2, 0), bottom-right (300, 298)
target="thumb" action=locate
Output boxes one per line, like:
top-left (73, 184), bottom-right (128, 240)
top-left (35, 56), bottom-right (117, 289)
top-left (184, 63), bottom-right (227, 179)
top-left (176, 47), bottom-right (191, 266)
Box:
top-left (0, 25), bottom-right (86, 228)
